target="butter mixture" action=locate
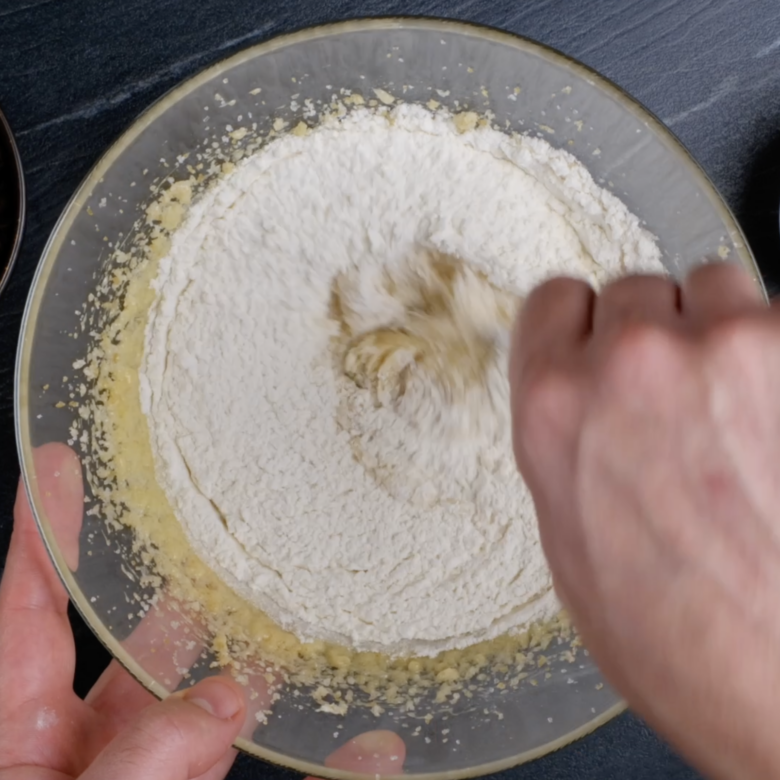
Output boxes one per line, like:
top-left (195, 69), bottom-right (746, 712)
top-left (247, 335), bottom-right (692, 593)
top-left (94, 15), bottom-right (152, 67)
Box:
top-left (139, 105), bottom-right (662, 657)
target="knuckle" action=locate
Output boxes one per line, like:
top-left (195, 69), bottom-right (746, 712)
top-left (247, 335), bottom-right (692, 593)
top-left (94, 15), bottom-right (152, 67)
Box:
top-left (145, 705), bottom-right (191, 751)
top-left (117, 704), bottom-right (189, 764)
top-left (600, 321), bottom-right (681, 390)
top-left (106, 716), bottom-right (176, 776)
top-left (520, 277), bottom-right (592, 330)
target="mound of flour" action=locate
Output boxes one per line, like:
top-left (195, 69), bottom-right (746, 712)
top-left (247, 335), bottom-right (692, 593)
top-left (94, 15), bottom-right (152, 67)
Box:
top-left (140, 104), bottom-right (662, 657)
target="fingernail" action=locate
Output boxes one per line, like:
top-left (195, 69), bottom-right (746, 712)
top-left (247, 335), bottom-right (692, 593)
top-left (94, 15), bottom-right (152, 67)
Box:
top-left (183, 678), bottom-right (243, 719)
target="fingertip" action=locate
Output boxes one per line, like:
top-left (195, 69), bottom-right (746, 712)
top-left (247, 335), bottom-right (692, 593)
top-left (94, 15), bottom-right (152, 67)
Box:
top-left (179, 676), bottom-right (246, 722)
top-left (509, 277), bottom-right (592, 417)
top-left (592, 274), bottom-right (681, 338)
top-left (324, 729), bottom-right (406, 774)
top-left (682, 260), bottom-right (765, 327)
top-left (517, 276), bottom-right (593, 328)
top-left (80, 675), bottom-right (245, 780)
top-left (30, 443), bottom-right (83, 571)
top-left (512, 277), bottom-right (594, 367)
top-left (239, 667), bottom-right (282, 739)
top-left (683, 259), bottom-right (761, 295)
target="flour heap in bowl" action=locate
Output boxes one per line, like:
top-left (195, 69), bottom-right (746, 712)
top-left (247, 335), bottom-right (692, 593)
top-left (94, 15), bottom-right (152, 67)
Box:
top-left (140, 104), bottom-right (662, 658)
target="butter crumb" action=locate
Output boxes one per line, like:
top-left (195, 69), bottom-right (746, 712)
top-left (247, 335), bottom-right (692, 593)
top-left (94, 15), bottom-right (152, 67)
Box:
top-left (291, 121), bottom-right (309, 137)
top-left (453, 112), bottom-right (479, 133)
top-left (373, 88), bottom-right (396, 105)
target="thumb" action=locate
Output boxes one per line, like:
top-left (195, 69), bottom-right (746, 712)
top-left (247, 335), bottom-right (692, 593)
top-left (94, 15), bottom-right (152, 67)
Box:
top-left (81, 677), bottom-right (246, 780)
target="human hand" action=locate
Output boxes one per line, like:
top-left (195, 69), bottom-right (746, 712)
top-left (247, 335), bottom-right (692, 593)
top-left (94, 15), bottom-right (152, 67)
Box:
top-left (509, 262), bottom-right (780, 780)
top-left (0, 443), bottom-right (247, 780)
top-left (0, 444), bottom-right (406, 780)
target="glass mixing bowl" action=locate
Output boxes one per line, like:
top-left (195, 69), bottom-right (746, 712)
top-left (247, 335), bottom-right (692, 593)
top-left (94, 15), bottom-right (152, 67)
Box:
top-left (15, 18), bottom-right (763, 780)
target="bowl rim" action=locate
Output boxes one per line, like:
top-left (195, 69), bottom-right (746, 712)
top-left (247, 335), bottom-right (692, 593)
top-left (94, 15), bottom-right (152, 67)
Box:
top-left (14, 16), bottom-right (760, 780)
top-left (0, 104), bottom-right (25, 297)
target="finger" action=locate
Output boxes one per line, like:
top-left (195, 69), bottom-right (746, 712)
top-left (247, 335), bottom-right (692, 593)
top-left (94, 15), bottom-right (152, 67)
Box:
top-left (509, 278), bottom-right (592, 471)
top-left (80, 676), bottom-right (245, 780)
top-left (31, 442), bottom-right (84, 571)
top-left (682, 261), bottom-right (765, 328)
top-left (87, 594), bottom-right (212, 744)
top-left (174, 663), bottom-right (278, 746)
top-left (89, 597), bottom-right (275, 745)
top-left (0, 444), bottom-right (83, 713)
top-left (120, 598), bottom-right (206, 683)
top-left (592, 275), bottom-right (680, 337)
top-left (509, 279), bottom-right (591, 492)
top-left (235, 666), bottom-right (281, 740)
top-left (303, 729), bottom-right (407, 779)
top-left (86, 663), bottom-right (267, 769)
top-left (85, 661), bottom-right (158, 737)
top-left (511, 277), bottom-right (594, 379)
top-left (88, 597), bottom-right (206, 713)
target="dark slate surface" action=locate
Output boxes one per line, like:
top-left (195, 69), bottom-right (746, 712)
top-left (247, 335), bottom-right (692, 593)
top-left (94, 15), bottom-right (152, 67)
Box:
top-left (3, 0), bottom-right (780, 776)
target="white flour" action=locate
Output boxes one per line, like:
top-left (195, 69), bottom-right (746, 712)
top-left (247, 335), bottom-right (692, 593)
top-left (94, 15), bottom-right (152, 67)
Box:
top-left (140, 105), bottom-right (662, 657)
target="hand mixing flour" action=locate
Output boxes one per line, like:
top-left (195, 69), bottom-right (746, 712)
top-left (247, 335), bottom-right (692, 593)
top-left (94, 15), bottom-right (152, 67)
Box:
top-left (140, 104), bottom-right (662, 658)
